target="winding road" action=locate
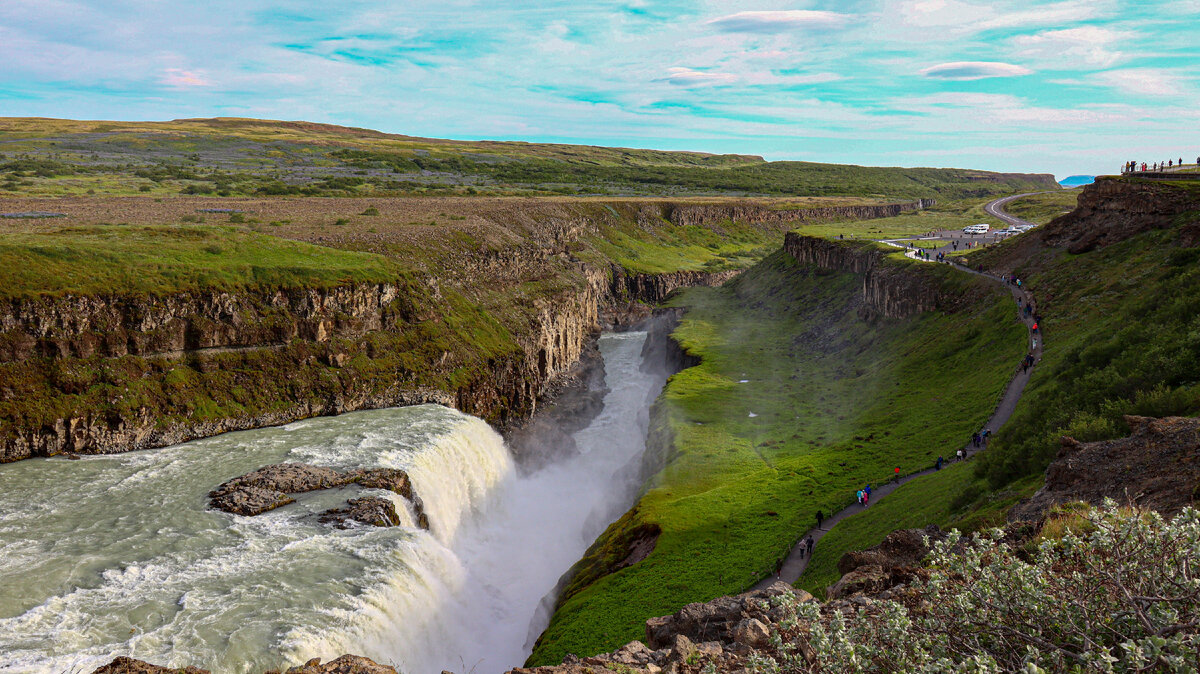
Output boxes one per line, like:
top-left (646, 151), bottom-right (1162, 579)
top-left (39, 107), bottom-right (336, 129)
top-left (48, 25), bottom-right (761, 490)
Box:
top-left (752, 194), bottom-right (1043, 592)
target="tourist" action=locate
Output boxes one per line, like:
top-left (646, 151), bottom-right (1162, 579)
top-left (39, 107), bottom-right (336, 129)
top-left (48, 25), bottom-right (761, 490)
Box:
top-left (816, 510), bottom-right (824, 528)
top-left (863, 491), bottom-right (869, 506)
top-left (856, 489), bottom-right (864, 505)
top-left (956, 448), bottom-right (964, 461)
top-left (806, 536), bottom-right (814, 556)
top-left (936, 456), bottom-right (944, 470)
top-left (893, 466), bottom-right (900, 483)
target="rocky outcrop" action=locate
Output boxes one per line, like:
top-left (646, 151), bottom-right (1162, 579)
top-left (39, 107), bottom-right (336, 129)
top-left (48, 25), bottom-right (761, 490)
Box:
top-left (318, 497), bottom-right (401, 528)
top-left (1009, 415), bottom-right (1200, 521)
top-left (644, 582), bottom-right (813, 649)
top-left (275, 655), bottom-right (399, 674)
top-left (208, 463), bottom-right (428, 529)
top-left (90, 655), bottom-right (398, 674)
top-left (514, 582), bottom-right (810, 674)
top-left (92, 657), bottom-right (211, 674)
top-left (828, 526), bottom-right (946, 599)
top-left (1040, 177), bottom-right (1200, 254)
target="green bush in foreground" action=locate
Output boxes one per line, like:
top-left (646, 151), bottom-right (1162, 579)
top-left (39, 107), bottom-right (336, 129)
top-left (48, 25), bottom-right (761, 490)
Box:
top-left (756, 504), bottom-right (1200, 673)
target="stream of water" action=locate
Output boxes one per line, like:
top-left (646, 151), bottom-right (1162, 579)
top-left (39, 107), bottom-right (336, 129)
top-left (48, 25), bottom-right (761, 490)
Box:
top-left (0, 330), bottom-right (665, 674)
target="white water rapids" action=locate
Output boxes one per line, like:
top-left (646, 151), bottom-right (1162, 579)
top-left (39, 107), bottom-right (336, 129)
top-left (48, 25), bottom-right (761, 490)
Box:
top-left (0, 331), bottom-right (665, 673)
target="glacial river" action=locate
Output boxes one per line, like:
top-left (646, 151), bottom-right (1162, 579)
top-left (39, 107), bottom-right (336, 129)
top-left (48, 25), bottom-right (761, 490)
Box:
top-left (0, 331), bottom-right (665, 673)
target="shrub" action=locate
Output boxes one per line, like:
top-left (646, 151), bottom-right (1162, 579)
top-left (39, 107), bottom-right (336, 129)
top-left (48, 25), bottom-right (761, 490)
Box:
top-left (361, 206), bottom-right (380, 216)
top-left (757, 504), bottom-right (1200, 672)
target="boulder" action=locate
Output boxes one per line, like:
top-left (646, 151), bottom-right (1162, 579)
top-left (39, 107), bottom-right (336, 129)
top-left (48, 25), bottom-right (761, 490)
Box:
top-left (731, 618), bottom-right (771, 648)
top-left (318, 497), bottom-right (401, 528)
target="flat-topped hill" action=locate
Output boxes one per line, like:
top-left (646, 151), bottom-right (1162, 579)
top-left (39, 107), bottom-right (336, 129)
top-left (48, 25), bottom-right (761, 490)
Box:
top-left (0, 117), bottom-right (1058, 199)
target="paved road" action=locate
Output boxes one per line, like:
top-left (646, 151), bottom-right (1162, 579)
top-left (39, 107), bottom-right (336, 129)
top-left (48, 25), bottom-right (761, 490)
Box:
top-left (984, 192), bottom-right (1044, 228)
top-left (752, 194), bottom-right (1043, 592)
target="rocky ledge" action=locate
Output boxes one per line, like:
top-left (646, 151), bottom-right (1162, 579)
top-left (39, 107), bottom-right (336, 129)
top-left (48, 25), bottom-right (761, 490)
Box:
top-left (92, 654), bottom-right (398, 674)
top-left (208, 463), bottom-right (428, 529)
top-left (1010, 414), bottom-right (1200, 521)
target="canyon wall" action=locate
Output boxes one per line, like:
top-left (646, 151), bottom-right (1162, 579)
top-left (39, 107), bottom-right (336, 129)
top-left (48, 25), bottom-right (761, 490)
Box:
top-left (0, 198), bottom-right (931, 463)
top-left (662, 199), bottom-right (934, 229)
top-left (782, 232), bottom-right (987, 319)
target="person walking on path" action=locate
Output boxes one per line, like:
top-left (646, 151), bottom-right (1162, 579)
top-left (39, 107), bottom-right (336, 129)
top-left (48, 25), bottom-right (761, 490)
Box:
top-left (816, 510), bottom-right (824, 529)
top-left (805, 536), bottom-right (814, 557)
top-left (936, 456), bottom-right (944, 470)
top-left (956, 448), bottom-right (964, 461)
top-left (893, 466), bottom-right (900, 483)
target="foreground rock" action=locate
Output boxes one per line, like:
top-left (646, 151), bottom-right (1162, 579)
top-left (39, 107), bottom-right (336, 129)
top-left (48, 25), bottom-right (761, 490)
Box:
top-left (1010, 415), bottom-right (1200, 521)
top-left (512, 582), bottom-right (811, 674)
top-left (92, 655), bottom-right (397, 674)
top-left (208, 463), bottom-right (428, 529)
top-left (92, 656), bottom-right (211, 674)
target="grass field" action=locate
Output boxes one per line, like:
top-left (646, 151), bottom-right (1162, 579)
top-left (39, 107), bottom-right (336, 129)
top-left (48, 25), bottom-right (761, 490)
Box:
top-left (527, 245), bottom-right (1026, 664)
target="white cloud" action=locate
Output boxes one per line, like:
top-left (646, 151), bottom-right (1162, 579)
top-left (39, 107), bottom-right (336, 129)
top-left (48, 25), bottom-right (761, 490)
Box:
top-left (160, 69), bottom-right (211, 88)
top-left (1090, 68), bottom-right (1187, 96)
top-left (665, 67), bottom-right (737, 87)
top-left (707, 10), bottom-right (850, 33)
top-left (1012, 26), bottom-right (1125, 68)
top-left (919, 61), bottom-right (1033, 80)
top-left (886, 0), bottom-right (1106, 33)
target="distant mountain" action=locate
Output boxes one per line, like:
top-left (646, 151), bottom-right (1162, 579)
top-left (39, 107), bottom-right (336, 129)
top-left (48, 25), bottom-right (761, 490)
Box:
top-left (1059, 175), bottom-right (1096, 187)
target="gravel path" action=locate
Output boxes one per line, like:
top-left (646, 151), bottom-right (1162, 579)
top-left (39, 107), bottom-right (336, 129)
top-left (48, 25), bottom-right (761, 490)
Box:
top-left (752, 195), bottom-right (1043, 591)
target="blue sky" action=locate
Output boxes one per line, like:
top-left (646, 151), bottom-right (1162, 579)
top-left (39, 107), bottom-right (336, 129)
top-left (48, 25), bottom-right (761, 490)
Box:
top-left (1, 1), bottom-right (1197, 179)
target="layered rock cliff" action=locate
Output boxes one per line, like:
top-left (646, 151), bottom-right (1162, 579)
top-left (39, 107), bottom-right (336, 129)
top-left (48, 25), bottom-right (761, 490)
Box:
top-left (1040, 177), bottom-right (1200, 253)
top-left (782, 232), bottom-right (987, 319)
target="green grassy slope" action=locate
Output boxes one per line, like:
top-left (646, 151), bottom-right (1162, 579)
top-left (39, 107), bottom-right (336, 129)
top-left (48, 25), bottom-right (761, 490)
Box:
top-left (968, 202), bottom-right (1200, 492)
top-left (0, 117), bottom-right (1058, 199)
top-left (0, 225), bottom-right (405, 298)
top-left (528, 247), bottom-right (1026, 664)
top-left (808, 180), bottom-right (1200, 603)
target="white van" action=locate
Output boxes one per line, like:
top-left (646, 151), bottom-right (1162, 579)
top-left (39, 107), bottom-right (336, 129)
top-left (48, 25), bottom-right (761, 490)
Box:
top-left (962, 224), bottom-right (991, 235)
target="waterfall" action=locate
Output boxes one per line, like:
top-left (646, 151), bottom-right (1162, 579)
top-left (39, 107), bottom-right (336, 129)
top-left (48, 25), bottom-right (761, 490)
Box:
top-left (0, 330), bottom-right (665, 674)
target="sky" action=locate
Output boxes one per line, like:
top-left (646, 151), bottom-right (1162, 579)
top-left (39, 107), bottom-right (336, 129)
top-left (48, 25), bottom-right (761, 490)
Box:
top-left (1, 1), bottom-right (1198, 179)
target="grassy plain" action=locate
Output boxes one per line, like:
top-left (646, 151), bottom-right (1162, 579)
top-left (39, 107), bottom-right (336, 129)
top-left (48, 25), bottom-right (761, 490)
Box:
top-left (790, 200), bottom-right (1006, 240)
top-left (528, 246), bottom-right (1026, 664)
top-left (0, 224), bottom-right (405, 298)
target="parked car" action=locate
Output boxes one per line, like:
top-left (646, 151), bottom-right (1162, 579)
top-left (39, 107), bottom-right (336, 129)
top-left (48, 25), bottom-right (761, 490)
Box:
top-left (962, 224), bottom-right (991, 234)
